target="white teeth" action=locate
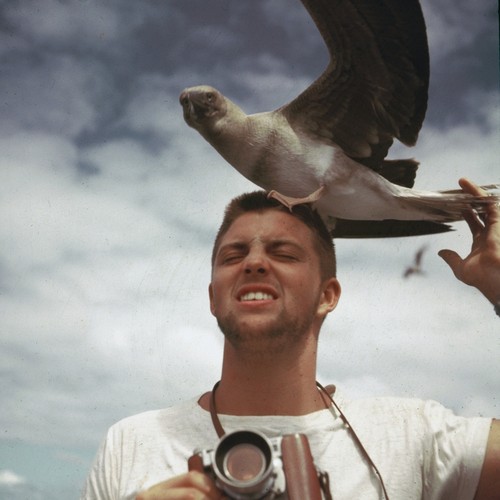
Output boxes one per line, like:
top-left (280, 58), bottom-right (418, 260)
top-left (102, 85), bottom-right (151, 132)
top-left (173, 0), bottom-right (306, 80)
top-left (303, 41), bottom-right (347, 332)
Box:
top-left (240, 292), bottom-right (274, 301)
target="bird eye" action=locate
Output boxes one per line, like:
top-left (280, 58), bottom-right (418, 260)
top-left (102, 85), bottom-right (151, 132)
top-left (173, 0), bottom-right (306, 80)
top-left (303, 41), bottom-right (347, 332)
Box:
top-left (206, 92), bottom-right (213, 101)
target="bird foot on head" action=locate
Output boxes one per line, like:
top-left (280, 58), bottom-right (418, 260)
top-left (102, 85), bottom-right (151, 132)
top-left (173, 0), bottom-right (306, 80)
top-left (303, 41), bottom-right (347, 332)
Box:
top-left (267, 185), bottom-right (326, 211)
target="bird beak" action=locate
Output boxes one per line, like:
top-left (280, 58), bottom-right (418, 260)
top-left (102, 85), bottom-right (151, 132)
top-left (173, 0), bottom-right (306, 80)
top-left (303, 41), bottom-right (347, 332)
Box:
top-left (180, 90), bottom-right (209, 122)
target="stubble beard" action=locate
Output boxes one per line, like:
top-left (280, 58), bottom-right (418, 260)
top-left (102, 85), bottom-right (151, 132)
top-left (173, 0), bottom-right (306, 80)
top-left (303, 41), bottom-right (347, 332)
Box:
top-left (216, 305), bottom-right (319, 356)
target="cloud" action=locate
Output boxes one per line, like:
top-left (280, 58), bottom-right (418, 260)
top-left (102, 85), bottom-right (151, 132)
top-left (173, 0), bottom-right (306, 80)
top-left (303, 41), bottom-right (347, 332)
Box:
top-left (4, 0), bottom-right (120, 46)
top-left (422, 0), bottom-right (497, 62)
top-left (389, 89), bottom-right (499, 190)
top-left (317, 241), bottom-right (499, 417)
top-left (0, 2), bottom-right (498, 498)
top-left (0, 470), bottom-right (26, 486)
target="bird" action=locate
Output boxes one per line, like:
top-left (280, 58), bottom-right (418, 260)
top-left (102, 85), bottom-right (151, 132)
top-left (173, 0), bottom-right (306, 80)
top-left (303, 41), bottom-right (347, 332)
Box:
top-left (179, 0), bottom-right (499, 238)
top-left (403, 245), bottom-right (428, 278)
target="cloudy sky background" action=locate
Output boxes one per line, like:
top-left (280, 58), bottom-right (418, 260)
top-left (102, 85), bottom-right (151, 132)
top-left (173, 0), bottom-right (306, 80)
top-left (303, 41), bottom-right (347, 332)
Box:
top-left (0, 0), bottom-right (498, 497)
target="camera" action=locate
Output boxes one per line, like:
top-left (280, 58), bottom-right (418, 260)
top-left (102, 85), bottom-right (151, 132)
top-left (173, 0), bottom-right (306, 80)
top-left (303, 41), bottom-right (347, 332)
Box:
top-left (188, 429), bottom-right (328, 499)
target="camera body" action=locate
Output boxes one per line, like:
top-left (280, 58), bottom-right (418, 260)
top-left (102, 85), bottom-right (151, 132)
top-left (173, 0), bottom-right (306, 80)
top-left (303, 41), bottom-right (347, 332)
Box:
top-left (188, 429), bottom-right (325, 499)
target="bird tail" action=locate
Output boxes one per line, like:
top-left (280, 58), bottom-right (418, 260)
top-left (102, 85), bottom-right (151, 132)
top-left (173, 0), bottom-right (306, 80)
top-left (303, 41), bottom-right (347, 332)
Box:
top-left (376, 158), bottom-right (419, 188)
top-left (398, 183), bottom-right (499, 222)
top-left (331, 219), bottom-right (452, 238)
top-left (330, 183), bottom-right (499, 238)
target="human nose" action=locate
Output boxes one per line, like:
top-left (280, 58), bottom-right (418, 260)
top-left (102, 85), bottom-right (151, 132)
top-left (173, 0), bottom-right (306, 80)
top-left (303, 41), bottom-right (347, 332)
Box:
top-left (243, 248), bottom-right (268, 275)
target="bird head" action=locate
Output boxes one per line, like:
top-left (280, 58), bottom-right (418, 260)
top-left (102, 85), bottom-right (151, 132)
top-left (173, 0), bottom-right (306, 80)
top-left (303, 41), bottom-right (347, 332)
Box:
top-left (179, 85), bottom-right (227, 130)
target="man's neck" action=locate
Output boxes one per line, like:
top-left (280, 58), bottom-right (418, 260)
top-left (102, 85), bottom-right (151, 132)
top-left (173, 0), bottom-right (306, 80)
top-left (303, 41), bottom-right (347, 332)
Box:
top-left (199, 336), bottom-right (328, 416)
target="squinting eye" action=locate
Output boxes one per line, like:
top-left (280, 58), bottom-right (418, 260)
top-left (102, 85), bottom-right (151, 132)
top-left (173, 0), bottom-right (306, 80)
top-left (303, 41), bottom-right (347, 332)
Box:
top-left (221, 254), bottom-right (243, 264)
top-left (276, 254), bottom-right (297, 261)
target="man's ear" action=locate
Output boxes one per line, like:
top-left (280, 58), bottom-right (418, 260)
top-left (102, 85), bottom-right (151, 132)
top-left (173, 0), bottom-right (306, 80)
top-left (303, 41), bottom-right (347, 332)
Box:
top-left (317, 277), bottom-right (341, 317)
top-left (208, 283), bottom-right (216, 316)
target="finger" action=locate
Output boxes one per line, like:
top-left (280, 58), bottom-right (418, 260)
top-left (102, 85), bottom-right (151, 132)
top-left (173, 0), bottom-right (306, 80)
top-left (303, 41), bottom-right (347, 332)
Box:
top-left (458, 178), bottom-right (488, 197)
top-left (463, 209), bottom-right (485, 236)
top-left (438, 249), bottom-right (464, 280)
top-left (459, 177), bottom-right (500, 223)
top-left (136, 472), bottom-right (222, 500)
top-left (137, 487), bottom-right (213, 500)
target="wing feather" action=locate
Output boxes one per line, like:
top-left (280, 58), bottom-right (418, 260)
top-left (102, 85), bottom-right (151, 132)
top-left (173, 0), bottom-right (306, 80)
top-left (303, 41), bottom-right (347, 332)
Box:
top-left (281, 0), bottom-right (429, 167)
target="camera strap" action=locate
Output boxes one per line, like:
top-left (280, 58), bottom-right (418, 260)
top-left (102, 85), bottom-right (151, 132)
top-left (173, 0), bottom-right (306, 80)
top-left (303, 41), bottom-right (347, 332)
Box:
top-left (209, 381), bottom-right (226, 438)
top-left (316, 381), bottom-right (390, 500)
top-left (208, 381), bottom-right (335, 439)
top-left (209, 380), bottom-right (390, 500)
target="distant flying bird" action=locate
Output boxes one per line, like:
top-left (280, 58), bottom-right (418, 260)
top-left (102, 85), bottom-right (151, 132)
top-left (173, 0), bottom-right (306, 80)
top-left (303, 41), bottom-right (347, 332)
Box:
top-left (179, 0), bottom-right (499, 238)
top-left (403, 245), bottom-right (428, 278)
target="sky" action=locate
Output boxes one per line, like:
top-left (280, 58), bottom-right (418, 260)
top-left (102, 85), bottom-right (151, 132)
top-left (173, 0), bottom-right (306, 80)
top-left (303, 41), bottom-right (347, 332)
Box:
top-left (0, 0), bottom-right (498, 498)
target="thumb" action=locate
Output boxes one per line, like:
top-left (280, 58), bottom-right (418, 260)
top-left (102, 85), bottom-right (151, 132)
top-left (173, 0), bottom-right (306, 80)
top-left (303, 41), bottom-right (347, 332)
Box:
top-left (438, 249), bottom-right (463, 278)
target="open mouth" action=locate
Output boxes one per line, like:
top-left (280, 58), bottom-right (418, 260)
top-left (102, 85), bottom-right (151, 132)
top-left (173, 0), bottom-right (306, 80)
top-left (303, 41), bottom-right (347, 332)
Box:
top-left (239, 291), bottom-right (275, 302)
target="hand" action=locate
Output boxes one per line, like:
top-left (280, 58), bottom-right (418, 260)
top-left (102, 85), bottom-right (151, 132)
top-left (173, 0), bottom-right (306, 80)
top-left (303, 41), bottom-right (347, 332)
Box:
top-left (136, 471), bottom-right (224, 500)
top-left (438, 178), bottom-right (500, 305)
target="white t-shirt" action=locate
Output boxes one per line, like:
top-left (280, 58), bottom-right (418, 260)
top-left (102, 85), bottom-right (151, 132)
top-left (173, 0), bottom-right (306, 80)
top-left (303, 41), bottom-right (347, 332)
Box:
top-left (81, 390), bottom-right (490, 500)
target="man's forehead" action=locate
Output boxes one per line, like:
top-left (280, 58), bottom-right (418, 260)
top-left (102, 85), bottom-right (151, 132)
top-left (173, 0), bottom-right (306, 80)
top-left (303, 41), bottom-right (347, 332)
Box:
top-left (220, 210), bottom-right (313, 244)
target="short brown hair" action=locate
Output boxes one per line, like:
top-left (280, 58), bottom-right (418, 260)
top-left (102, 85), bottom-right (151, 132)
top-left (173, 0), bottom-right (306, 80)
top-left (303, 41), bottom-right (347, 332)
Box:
top-left (211, 191), bottom-right (336, 279)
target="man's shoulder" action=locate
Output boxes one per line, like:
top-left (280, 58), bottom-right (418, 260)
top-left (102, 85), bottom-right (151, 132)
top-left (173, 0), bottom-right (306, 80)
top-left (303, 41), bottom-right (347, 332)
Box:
top-left (337, 391), bottom-right (490, 433)
top-left (109, 395), bottom-right (204, 434)
top-left (336, 389), bottom-right (428, 411)
top-left (337, 391), bottom-right (455, 425)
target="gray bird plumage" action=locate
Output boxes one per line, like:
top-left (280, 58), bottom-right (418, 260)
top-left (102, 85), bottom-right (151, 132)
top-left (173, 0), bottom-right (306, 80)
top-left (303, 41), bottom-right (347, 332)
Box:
top-left (403, 245), bottom-right (428, 278)
top-left (179, 0), bottom-right (499, 238)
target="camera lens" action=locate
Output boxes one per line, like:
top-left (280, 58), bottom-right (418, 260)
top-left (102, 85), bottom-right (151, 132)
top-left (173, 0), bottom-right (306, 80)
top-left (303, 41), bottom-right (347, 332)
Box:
top-left (223, 443), bottom-right (266, 482)
top-left (213, 430), bottom-right (276, 496)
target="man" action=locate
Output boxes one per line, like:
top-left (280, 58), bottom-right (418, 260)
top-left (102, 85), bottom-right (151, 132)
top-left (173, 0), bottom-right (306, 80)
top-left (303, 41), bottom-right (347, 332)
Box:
top-left (82, 178), bottom-right (499, 499)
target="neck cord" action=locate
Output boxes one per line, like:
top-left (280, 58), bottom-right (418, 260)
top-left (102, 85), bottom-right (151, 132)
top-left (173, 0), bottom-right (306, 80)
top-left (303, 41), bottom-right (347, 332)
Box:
top-left (315, 381), bottom-right (390, 500)
top-left (209, 380), bottom-right (390, 500)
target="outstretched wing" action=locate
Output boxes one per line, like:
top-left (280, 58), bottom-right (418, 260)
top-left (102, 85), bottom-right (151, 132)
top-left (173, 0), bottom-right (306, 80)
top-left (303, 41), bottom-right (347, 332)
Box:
top-left (281, 0), bottom-right (429, 170)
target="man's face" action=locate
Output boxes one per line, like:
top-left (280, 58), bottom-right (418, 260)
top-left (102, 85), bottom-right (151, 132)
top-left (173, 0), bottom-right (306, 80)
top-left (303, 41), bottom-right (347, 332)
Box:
top-left (209, 209), bottom-right (339, 353)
